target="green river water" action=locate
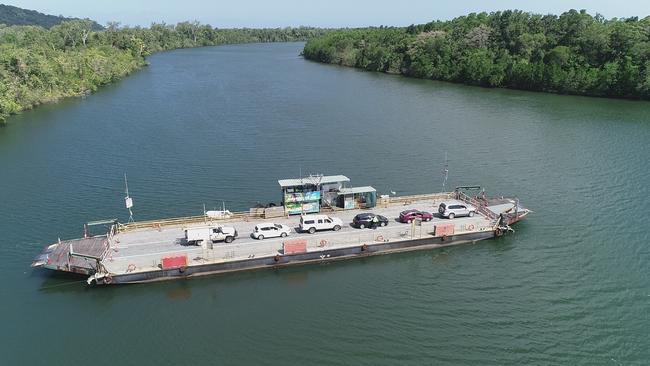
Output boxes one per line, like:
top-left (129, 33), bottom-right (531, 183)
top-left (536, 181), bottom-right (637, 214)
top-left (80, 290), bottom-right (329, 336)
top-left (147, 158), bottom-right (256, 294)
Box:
top-left (0, 42), bottom-right (648, 365)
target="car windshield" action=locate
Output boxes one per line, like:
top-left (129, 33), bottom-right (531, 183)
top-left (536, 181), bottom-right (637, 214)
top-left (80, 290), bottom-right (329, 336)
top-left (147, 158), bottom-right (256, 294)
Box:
top-left (274, 224), bottom-right (282, 229)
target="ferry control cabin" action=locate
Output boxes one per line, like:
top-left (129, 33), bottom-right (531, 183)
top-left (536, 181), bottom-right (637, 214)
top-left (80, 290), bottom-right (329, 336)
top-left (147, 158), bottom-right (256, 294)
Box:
top-left (337, 186), bottom-right (377, 210)
top-left (278, 175), bottom-right (376, 215)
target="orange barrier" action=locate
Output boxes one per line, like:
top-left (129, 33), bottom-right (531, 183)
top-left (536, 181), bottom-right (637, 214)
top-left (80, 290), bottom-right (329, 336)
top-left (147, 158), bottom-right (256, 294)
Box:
top-left (435, 223), bottom-right (455, 236)
top-left (283, 239), bottom-right (307, 255)
top-left (161, 255), bottom-right (188, 269)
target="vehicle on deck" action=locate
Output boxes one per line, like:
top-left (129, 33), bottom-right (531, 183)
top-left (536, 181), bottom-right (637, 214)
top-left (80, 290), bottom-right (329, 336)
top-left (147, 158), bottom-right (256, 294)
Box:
top-left (399, 209), bottom-right (433, 223)
top-left (438, 202), bottom-right (476, 219)
top-left (185, 226), bottom-right (238, 245)
top-left (352, 213), bottom-right (389, 229)
top-left (252, 223), bottom-right (291, 240)
top-left (300, 215), bottom-right (343, 234)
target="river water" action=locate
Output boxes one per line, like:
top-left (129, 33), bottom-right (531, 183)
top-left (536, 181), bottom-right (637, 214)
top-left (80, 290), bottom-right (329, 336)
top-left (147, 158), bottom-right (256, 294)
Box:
top-left (0, 42), bottom-right (648, 365)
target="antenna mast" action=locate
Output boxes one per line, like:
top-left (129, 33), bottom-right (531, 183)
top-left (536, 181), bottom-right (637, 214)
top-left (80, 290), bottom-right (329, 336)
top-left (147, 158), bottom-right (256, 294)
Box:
top-left (124, 173), bottom-right (134, 223)
top-left (442, 152), bottom-right (449, 191)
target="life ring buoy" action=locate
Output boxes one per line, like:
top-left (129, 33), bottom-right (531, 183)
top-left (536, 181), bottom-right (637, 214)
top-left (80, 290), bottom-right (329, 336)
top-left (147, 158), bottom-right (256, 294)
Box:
top-left (274, 254), bottom-right (280, 262)
top-left (375, 235), bottom-right (384, 242)
top-left (441, 235), bottom-right (447, 242)
top-left (127, 264), bottom-right (136, 272)
top-left (104, 275), bottom-right (113, 284)
top-left (467, 224), bottom-right (475, 231)
top-left (179, 266), bottom-right (186, 273)
top-left (319, 239), bottom-right (328, 247)
top-left (153, 222), bottom-right (161, 231)
top-left (361, 244), bottom-right (368, 252)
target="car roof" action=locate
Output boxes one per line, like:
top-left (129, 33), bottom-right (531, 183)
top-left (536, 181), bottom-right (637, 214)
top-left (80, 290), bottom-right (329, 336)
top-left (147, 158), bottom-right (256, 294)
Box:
top-left (355, 213), bottom-right (374, 218)
top-left (400, 209), bottom-right (419, 214)
top-left (440, 200), bottom-right (465, 205)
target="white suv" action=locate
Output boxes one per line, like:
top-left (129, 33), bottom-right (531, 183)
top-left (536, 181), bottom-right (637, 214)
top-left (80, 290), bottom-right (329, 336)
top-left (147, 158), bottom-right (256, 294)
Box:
top-left (438, 202), bottom-right (476, 219)
top-left (300, 215), bottom-right (343, 234)
top-left (252, 223), bottom-right (291, 240)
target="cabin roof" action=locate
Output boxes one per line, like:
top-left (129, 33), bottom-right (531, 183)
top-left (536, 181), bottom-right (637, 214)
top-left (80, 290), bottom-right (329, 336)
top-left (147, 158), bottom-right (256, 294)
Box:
top-left (337, 186), bottom-right (376, 195)
top-left (278, 175), bottom-right (350, 188)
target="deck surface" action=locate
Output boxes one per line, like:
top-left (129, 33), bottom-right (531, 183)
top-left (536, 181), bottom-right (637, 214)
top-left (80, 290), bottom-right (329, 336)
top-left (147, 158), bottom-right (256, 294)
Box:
top-left (101, 198), bottom-right (507, 275)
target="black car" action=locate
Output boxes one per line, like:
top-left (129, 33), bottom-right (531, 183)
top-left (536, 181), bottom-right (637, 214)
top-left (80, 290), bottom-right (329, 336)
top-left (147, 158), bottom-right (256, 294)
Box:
top-left (352, 213), bottom-right (389, 229)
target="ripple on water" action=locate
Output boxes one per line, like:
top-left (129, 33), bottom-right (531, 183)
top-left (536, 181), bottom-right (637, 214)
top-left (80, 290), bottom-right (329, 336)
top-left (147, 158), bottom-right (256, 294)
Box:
top-left (1, 43), bottom-right (649, 365)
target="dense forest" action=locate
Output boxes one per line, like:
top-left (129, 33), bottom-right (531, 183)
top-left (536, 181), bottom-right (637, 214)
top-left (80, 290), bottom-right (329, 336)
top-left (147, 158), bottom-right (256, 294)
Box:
top-left (0, 20), bottom-right (327, 122)
top-left (0, 4), bottom-right (102, 29)
top-left (303, 10), bottom-right (650, 100)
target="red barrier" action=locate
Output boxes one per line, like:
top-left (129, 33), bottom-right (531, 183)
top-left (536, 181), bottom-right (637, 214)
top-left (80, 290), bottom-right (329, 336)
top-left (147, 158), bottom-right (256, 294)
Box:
top-left (283, 239), bottom-right (307, 255)
top-left (162, 255), bottom-right (188, 269)
top-left (435, 223), bottom-right (455, 236)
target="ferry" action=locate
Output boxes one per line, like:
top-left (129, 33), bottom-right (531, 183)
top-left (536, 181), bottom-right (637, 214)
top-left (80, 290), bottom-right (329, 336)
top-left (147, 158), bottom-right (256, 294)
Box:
top-left (31, 175), bottom-right (530, 285)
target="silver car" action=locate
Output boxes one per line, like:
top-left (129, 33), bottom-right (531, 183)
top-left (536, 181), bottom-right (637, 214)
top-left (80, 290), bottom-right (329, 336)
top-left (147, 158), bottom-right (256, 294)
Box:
top-left (252, 223), bottom-right (291, 240)
top-left (438, 202), bottom-right (476, 219)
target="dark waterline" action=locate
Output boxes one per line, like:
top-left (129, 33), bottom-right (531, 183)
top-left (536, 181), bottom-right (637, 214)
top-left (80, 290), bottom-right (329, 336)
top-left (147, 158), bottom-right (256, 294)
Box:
top-left (0, 42), bottom-right (648, 365)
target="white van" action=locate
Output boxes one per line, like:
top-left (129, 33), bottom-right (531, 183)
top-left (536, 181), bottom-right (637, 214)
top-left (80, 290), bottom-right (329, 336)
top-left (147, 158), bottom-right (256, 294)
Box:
top-left (299, 215), bottom-right (343, 234)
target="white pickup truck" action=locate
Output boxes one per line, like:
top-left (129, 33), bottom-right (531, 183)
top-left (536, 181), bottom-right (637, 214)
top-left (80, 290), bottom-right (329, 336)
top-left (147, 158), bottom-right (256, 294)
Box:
top-left (184, 226), bottom-right (238, 245)
top-left (299, 214), bottom-right (343, 234)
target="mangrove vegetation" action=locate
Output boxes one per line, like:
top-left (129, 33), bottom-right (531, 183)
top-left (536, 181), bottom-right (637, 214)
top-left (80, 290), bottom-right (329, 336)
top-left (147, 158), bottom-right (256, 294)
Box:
top-left (0, 19), bottom-right (327, 122)
top-left (303, 10), bottom-right (650, 100)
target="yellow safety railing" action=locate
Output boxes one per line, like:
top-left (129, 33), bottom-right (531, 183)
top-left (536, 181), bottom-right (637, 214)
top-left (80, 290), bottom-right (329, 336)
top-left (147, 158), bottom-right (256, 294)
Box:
top-left (387, 192), bottom-right (453, 204)
top-left (115, 193), bottom-right (455, 233)
top-left (116, 210), bottom-right (259, 233)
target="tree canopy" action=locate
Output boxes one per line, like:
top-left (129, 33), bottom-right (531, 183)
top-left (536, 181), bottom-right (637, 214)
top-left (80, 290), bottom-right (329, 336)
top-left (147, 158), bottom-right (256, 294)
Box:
top-left (0, 4), bottom-right (103, 30)
top-left (303, 10), bottom-right (650, 100)
top-left (0, 21), bottom-right (328, 122)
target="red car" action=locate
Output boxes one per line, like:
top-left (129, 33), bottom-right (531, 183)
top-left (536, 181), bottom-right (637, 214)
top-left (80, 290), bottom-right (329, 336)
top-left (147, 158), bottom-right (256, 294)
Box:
top-left (399, 209), bottom-right (433, 223)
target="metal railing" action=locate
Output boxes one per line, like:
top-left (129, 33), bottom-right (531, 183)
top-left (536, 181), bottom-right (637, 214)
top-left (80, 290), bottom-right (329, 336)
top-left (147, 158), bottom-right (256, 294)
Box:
top-left (388, 192), bottom-right (454, 204)
top-left (114, 192), bottom-right (455, 233)
top-left (116, 210), bottom-right (261, 233)
top-left (456, 191), bottom-right (500, 221)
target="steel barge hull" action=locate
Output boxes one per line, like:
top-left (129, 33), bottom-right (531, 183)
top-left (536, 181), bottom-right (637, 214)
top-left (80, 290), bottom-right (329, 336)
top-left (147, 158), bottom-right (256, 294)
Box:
top-left (110, 231), bottom-right (498, 284)
top-left (32, 188), bottom-right (530, 286)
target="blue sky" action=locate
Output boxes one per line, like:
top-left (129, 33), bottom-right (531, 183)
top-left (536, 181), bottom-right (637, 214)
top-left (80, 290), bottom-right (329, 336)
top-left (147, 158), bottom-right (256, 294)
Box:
top-left (4, 0), bottom-right (650, 27)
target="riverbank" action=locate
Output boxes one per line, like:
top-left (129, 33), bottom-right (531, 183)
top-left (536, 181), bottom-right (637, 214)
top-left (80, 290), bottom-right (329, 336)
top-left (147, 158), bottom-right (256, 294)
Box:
top-left (0, 22), bottom-right (327, 123)
top-left (302, 10), bottom-right (650, 100)
top-left (2, 42), bottom-right (649, 365)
